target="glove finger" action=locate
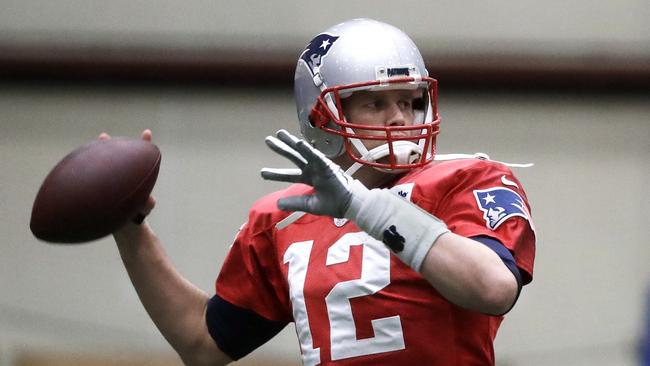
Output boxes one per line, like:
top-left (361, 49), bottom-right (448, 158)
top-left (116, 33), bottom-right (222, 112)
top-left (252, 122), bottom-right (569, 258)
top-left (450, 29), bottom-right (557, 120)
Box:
top-left (260, 168), bottom-right (304, 183)
top-left (277, 129), bottom-right (315, 156)
top-left (276, 130), bottom-right (330, 170)
top-left (265, 136), bottom-right (307, 169)
top-left (293, 139), bottom-right (330, 170)
top-left (277, 195), bottom-right (314, 213)
top-left (275, 129), bottom-right (302, 146)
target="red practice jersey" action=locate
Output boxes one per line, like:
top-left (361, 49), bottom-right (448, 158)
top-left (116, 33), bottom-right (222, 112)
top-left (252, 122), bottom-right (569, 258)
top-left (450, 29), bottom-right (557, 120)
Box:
top-left (216, 158), bottom-right (536, 365)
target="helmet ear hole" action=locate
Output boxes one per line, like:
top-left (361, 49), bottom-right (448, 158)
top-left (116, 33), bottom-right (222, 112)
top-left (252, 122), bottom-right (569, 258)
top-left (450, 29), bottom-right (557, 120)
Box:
top-left (307, 114), bottom-right (317, 128)
top-left (309, 104), bottom-right (330, 128)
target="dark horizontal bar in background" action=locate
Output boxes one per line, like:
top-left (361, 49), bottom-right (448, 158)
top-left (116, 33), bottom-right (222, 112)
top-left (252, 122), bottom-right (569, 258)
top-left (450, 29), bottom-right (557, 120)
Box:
top-left (1, 42), bottom-right (648, 91)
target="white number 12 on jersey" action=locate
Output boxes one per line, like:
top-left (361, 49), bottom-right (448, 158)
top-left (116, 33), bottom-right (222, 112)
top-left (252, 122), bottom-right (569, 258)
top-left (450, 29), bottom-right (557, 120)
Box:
top-left (284, 232), bottom-right (405, 366)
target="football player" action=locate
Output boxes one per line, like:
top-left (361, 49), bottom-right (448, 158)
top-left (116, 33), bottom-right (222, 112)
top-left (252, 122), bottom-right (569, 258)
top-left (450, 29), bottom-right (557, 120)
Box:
top-left (113, 18), bottom-right (536, 365)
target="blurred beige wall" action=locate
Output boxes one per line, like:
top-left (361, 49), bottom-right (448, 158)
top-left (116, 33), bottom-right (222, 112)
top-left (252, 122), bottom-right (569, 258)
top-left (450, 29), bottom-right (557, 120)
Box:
top-left (1, 0), bottom-right (649, 56)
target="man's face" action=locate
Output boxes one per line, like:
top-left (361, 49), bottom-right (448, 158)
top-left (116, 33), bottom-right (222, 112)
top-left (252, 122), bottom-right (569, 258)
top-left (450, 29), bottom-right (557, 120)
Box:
top-left (341, 88), bottom-right (423, 150)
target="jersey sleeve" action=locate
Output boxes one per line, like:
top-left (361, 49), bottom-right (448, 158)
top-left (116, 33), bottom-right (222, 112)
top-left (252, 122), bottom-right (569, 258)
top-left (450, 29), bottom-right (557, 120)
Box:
top-left (205, 294), bottom-right (287, 360)
top-left (433, 161), bottom-right (536, 284)
top-left (215, 206), bottom-right (293, 322)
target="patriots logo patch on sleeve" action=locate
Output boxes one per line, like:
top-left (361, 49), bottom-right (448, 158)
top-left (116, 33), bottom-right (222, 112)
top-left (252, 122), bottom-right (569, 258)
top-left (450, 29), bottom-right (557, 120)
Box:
top-left (473, 187), bottom-right (532, 230)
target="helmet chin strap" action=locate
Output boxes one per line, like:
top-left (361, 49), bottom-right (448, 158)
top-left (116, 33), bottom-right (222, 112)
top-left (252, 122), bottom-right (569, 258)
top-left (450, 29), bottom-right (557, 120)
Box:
top-left (346, 136), bottom-right (423, 176)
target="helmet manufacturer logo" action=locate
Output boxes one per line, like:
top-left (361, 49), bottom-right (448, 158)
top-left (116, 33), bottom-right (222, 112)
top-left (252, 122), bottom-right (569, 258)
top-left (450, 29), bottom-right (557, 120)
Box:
top-left (333, 218), bottom-right (348, 227)
top-left (300, 33), bottom-right (339, 77)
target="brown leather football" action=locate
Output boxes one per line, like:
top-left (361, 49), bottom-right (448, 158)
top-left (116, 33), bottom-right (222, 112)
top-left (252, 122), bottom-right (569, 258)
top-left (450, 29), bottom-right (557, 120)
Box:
top-left (30, 138), bottom-right (161, 243)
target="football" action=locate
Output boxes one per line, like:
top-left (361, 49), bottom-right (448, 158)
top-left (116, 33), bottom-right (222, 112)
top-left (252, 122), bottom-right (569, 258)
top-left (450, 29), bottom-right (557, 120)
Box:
top-left (30, 138), bottom-right (161, 243)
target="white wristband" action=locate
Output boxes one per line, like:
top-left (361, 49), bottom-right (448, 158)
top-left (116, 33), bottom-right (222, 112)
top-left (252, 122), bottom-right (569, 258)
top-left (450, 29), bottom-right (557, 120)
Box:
top-left (345, 188), bottom-right (449, 272)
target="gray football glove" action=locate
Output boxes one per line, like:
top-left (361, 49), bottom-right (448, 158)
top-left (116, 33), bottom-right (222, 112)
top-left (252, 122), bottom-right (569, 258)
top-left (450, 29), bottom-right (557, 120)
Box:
top-left (260, 129), bottom-right (369, 218)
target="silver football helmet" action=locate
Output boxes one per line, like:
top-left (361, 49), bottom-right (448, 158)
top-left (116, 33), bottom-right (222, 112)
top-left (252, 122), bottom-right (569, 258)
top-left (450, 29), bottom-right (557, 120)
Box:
top-left (294, 18), bottom-right (440, 173)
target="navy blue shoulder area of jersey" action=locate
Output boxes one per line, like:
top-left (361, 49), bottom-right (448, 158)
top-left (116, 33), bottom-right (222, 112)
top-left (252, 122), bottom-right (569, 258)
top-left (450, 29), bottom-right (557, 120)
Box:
top-left (206, 294), bottom-right (288, 360)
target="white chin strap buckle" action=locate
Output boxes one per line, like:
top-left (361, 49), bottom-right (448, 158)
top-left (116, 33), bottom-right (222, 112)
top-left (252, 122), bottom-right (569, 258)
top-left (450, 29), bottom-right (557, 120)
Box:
top-left (393, 142), bottom-right (421, 165)
top-left (362, 141), bottom-right (422, 172)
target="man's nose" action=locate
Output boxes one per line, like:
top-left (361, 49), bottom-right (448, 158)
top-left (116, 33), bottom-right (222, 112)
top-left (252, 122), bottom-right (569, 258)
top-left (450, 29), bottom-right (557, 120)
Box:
top-left (386, 103), bottom-right (407, 127)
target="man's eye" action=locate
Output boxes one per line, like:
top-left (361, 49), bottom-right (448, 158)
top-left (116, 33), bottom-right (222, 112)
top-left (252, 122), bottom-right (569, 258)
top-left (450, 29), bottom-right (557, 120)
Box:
top-left (367, 100), bottom-right (384, 109)
top-left (412, 97), bottom-right (425, 110)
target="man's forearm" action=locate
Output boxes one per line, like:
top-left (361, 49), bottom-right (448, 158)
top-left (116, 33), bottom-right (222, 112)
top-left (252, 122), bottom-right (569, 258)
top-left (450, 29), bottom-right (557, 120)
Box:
top-left (419, 232), bottom-right (518, 315)
top-left (114, 223), bottom-right (229, 365)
